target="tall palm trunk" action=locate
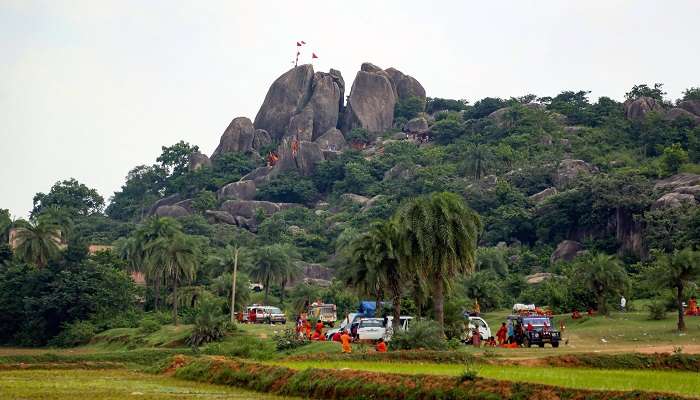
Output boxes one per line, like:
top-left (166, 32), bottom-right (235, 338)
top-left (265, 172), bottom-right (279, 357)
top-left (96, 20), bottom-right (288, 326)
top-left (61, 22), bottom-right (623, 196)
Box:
top-left (264, 275), bottom-right (270, 304)
top-left (677, 284), bottom-right (686, 332)
top-left (153, 278), bottom-right (161, 311)
top-left (375, 286), bottom-right (383, 318)
top-left (230, 249), bottom-right (238, 324)
top-left (173, 278), bottom-right (179, 326)
top-left (433, 278), bottom-right (445, 331)
top-left (392, 292), bottom-right (401, 330)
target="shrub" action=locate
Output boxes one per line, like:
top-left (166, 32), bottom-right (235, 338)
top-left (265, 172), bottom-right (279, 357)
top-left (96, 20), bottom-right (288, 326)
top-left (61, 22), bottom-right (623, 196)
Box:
top-left (389, 320), bottom-right (448, 350)
top-left (138, 318), bottom-right (162, 334)
top-left (187, 295), bottom-right (228, 348)
top-left (273, 328), bottom-right (308, 351)
top-left (346, 128), bottom-right (369, 145)
top-left (49, 320), bottom-right (96, 347)
top-left (647, 301), bottom-right (667, 320)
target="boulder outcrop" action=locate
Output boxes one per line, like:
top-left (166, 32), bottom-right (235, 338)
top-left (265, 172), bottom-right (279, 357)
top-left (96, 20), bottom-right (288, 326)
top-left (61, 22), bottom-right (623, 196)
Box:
top-left (404, 117), bottom-right (429, 134)
top-left (654, 173), bottom-right (700, 191)
top-left (678, 100), bottom-right (700, 117)
top-left (219, 180), bottom-right (256, 201)
top-left (252, 129), bottom-right (272, 151)
top-left (552, 159), bottom-right (597, 188)
top-left (342, 62), bottom-right (396, 133)
top-left (314, 128), bottom-right (347, 151)
top-left (623, 96), bottom-right (664, 121)
top-left (212, 117), bottom-right (255, 157)
top-left (147, 194), bottom-right (182, 216)
top-left (220, 200), bottom-right (292, 219)
top-left (340, 193), bottom-right (370, 205)
top-left (154, 205), bottom-right (190, 218)
top-left (664, 107), bottom-right (700, 125)
top-left (653, 192), bottom-right (697, 209)
top-left (308, 71), bottom-right (343, 139)
top-left (204, 210), bottom-right (237, 225)
top-left (285, 105), bottom-right (314, 141)
top-left (253, 65), bottom-right (315, 140)
top-left (273, 138), bottom-right (324, 176)
top-left (384, 67), bottom-right (426, 101)
top-left (188, 151), bottom-right (212, 172)
top-left (550, 240), bottom-right (584, 263)
top-left (529, 187), bottom-right (558, 204)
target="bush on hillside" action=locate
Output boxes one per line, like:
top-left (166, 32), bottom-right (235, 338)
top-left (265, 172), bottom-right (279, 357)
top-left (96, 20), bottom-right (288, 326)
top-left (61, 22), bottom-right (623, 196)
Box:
top-left (48, 320), bottom-right (96, 347)
top-left (139, 318), bottom-right (162, 334)
top-left (390, 320), bottom-right (449, 350)
top-left (647, 301), bottom-right (667, 320)
top-left (187, 294), bottom-right (229, 348)
top-left (273, 328), bottom-right (308, 351)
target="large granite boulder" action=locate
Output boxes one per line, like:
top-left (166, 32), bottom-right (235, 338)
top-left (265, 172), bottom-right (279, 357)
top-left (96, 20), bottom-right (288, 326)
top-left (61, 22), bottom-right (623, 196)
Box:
top-left (219, 180), bottom-right (256, 201)
top-left (154, 205), bottom-right (190, 218)
top-left (383, 163), bottom-right (416, 181)
top-left (147, 194), bottom-right (182, 216)
top-left (342, 62), bottom-right (397, 133)
top-left (220, 200), bottom-right (281, 219)
top-left (384, 67), bottom-right (426, 100)
top-left (188, 151), bottom-right (212, 172)
top-left (654, 173), bottom-right (700, 191)
top-left (314, 128), bottom-right (347, 151)
top-left (329, 68), bottom-right (345, 112)
top-left (529, 187), bottom-right (558, 204)
top-left (288, 261), bottom-right (335, 287)
top-left (241, 166), bottom-right (274, 185)
top-left (212, 117), bottom-right (255, 157)
top-left (404, 117), bottom-right (429, 134)
top-left (308, 71), bottom-right (343, 139)
top-left (664, 107), bottom-right (700, 125)
top-left (253, 64), bottom-right (315, 141)
top-left (285, 105), bottom-right (314, 141)
top-left (550, 240), bottom-right (584, 263)
top-left (340, 193), bottom-right (370, 206)
top-left (653, 192), bottom-right (697, 209)
top-left (552, 159), bottom-right (597, 188)
top-left (624, 96), bottom-right (664, 121)
top-left (274, 138), bottom-right (324, 176)
top-left (252, 129), bottom-right (272, 151)
top-left (204, 210), bottom-right (237, 225)
top-left (678, 100), bottom-right (700, 116)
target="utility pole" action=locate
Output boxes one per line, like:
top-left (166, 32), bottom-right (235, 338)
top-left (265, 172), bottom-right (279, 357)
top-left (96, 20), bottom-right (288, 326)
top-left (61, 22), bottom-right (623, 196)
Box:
top-left (230, 246), bottom-right (239, 324)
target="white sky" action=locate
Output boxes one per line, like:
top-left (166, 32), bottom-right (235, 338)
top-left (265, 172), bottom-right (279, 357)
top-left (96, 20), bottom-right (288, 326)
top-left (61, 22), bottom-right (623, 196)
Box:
top-left (1, 0), bottom-right (699, 218)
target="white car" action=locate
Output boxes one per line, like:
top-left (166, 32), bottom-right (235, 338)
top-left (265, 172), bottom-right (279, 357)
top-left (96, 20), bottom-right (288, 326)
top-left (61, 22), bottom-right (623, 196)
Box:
top-left (357, 316), bottom-right (414, 341)
top-left (325, 313), bottom-right (359, 340)
top-left (463, 316), bottom-right (491, 342)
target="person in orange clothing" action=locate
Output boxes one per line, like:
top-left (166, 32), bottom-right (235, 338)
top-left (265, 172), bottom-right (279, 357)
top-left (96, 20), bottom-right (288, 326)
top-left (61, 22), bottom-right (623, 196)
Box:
top-left (303, 319), bottom-right (312, 338)
top-left (375, 338), bottom-right (387, 353)
top-left (687, 296), bottom-right (698, 316)
top-left (526, 322), bottom-right (534, 332)
top-left (340, 330), bottom-right (352, 353)
top-left (314, 320), bottom-right (324, 338)
top-left (496, 322), bottom-right (508, 345)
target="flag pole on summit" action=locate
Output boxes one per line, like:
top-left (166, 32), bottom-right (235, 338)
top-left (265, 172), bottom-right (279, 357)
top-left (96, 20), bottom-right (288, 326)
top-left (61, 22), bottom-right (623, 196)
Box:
top-left (294, 40), bottom-right (306, 67)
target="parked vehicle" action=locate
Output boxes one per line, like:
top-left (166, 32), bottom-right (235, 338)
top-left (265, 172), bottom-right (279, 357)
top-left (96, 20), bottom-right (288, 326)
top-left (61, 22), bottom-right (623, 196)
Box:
top-left (325, 313), bottom-right (359, 340)
top-left (243, 305), bottom-right (286, 324)
top-left (355, 316), bottom-right (414, 342)
top-left (507, 314), bottom-right (560, 348)
top-left (461, 315), bottom-right (492, 344)
top-left (309, 302), bottom-right (337, 326)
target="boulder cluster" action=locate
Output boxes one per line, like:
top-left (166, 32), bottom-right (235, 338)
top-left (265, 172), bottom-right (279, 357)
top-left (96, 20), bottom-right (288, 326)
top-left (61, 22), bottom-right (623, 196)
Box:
top-left (152, 62), bottom-right (425, 232)
top-left (624, 97), bottom-right (700, 125)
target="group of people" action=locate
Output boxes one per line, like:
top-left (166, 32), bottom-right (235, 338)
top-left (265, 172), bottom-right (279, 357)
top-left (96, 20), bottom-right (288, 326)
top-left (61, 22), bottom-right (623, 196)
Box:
top-left (294, 315), bottom-right (388, 354)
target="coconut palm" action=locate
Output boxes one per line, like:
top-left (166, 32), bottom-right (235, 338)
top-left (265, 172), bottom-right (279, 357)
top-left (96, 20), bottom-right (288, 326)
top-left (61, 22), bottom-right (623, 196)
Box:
top-left (577, 253), bottom-right (628, 316)
top-left (394, 192), bottom-right (481, 331)
top-left (655, 248), bottom-right (700, 332)
top-left (13, 220), bottom-right (63, 268)
top-left (343, 229), bottom-right (385, 317)
top-left (250, 244), bottom-right (297, 304)
top-left (146, 233), bottom-right (199, 325)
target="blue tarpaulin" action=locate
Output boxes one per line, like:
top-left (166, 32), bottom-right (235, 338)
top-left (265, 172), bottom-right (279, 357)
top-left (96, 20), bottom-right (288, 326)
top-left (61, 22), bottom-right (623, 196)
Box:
top-left (358, 301), bottom-right (391, 317)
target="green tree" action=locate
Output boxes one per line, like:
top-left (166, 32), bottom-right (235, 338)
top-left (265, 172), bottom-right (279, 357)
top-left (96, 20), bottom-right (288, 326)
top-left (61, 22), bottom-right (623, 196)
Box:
top-left (257, 172), bottom-right (319, 205)
top-left (576, 253), bottom-right (628, 315)
top-left (394, 96), bottom-right (426, 120)
top-left (654, 248), bottom-right (700, 332)
top-left (625, 83), bottom-right (666, 101)
top-left (157, 140), bottom-right (199, 179)
top-left (106, 165), bottom-right (167, 221)
top-left (660, 143), bottom-right (689, 176)
top-left (13, 220), bottom-right (63, 268)
top-left (431, 118), bottom-right (465, 144)
top-left (681, 87), bottom-right (700, 101)
top-left (0, 209), bottom-right (11, 244)
top-left (32, 179), bottom-right (104, 218)
top-left (145, 233), bottom-right (199, 325)
top-left (461, 144), bottom-right (494, 180)
top-left (394, 192), bottom-right (481, 331)
top-left (250, 244), bottom-right (298, 304)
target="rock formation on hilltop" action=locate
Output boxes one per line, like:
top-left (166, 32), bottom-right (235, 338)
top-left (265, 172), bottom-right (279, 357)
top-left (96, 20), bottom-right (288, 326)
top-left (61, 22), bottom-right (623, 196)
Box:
top-left (341, 63), bottom-right (397, 134)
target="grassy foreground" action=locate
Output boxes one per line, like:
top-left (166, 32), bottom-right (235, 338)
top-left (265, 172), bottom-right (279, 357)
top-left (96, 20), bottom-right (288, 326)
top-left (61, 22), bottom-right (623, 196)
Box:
top-left (275, 359), bottom-right (700, 398)
top-left (0, 369), bottom-right (294, 399)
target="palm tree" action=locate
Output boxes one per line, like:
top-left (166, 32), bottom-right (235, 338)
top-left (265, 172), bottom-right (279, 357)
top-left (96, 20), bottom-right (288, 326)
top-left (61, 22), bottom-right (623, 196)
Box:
top-left (655, 248), bottom-right (700, 332)
top-left (394, 192), bottom-right (481, 331)
top-left (462, 144), bottom-right (494, 180)
top-left (146, 233), bottom-right (199, 325)
top-left (251, 244), bottom-right (296, 304)
top-left (13, 220), bottom-right (63, 268)
top-left (344, 229), bottom-right (385, 317)
top-left (577, 253), bottom-right (628, 316)
top-left (128, 217), bottom-right (182, 310)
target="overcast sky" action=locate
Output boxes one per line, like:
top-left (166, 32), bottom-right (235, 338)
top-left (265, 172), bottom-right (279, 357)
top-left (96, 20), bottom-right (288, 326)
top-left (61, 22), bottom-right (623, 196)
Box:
top-left (2, 0), bottom-right (699, 218)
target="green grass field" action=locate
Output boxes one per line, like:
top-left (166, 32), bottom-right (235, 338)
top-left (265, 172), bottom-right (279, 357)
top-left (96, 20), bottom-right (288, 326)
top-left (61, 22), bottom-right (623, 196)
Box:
top-left (274, 359), bottom-right (700, 398)
top-left (0, 369), bottom-right (295, 400)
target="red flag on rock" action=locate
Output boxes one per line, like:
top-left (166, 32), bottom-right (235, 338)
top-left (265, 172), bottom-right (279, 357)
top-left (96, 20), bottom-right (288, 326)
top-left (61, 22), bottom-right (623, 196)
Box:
top-left (312, 53), bottom-right (318, 59)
